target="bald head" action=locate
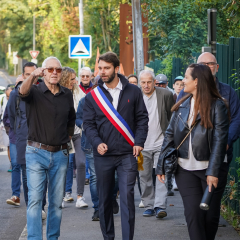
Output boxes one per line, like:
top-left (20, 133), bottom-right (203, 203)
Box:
top-left (197, 52), bottom-right (219, 77)
top-left (197, 52), bottom-right (217, 64)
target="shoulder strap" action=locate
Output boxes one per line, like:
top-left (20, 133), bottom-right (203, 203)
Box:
top-left (14, 96), bottom-right (21, 133)
top-left (176, 121), bottom-right (198, 150)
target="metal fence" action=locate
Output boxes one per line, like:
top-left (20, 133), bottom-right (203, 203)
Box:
top-left (145, 37), bottom-right (240, 212)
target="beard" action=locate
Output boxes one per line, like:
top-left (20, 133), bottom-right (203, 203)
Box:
top-left (101, 71), bottom-right (116, 84)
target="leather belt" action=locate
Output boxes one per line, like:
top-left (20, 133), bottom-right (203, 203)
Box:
top-left (27, 140), bottom-right (68, 152)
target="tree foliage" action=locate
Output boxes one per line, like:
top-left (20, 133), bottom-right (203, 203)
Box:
top-left (0, 0), bottom-right (124, 71)
top-left (143, 0), bottom-right (240, 63)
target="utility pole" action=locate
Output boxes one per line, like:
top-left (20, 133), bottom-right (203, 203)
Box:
top-left (78, 0), bottom-right (84, 81)
top-left (33, 15), bottom-right (35, 51)
top-left (132, 0), bottom-right (144, 86)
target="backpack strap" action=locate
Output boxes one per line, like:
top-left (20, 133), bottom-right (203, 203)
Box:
top-left (14, 95), bottom-right (21, 133)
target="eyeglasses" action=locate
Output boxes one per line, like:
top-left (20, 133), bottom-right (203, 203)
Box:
top-left (46, 67), bottom-right (62, 73)
top-left (198, 62), bottom-right (218, 67)
top-left (81, 75), bottom-right (90, 78)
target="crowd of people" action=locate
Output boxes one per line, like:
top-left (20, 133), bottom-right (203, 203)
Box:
top-left (1, 51), bottom-right (240, 240)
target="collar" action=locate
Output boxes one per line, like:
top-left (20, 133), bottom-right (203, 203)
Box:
top-left (39, 81), bottom-right (65, 94)
top-left (143, 88), bottom-right (156, 99)
top-left (80, 81), bottom-right (93, 89)
top-left (103, 78), bottom-right (122, 91)
top-left (98, 73), bottom-right (129, 90)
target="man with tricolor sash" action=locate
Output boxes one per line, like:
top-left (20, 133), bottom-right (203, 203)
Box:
top-left (83, 52), bottom-right (148, 240)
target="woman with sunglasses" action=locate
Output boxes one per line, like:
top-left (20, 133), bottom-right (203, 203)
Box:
top-left (59, 67), bottom-right (88, 208)
top-left (156, 64), bottom-right (229, 240)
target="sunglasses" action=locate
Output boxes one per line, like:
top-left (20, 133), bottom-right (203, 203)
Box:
top-left (81, 75), bottom-right (90, 78)
top-left (46, 67), bottom-right (62, 73)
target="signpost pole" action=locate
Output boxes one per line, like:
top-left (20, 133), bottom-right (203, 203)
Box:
top-left (78, 0), bottom-right (84, 83)
top-left (33, 15), bottom-right (35, 51)
top-left (132, 0), bottom-right (144, 86)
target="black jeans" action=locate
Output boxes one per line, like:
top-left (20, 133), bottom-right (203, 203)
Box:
top-left (175, 163), bottom-right (229, 240)
top-left (94, 154), bottom-right (137, 240)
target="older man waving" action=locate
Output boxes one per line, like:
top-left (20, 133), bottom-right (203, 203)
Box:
top-left (19, 56), bottom-right (76, 240)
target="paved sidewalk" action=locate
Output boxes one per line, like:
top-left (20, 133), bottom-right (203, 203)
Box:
top-left (18, 174), bottom-right (240, 240)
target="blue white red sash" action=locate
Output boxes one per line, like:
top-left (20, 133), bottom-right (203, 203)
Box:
top-left (91, 86), bottom-right (135, 147)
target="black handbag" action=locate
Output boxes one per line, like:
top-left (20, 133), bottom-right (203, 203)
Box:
top-left (163, 121), bottom-right (197, 174)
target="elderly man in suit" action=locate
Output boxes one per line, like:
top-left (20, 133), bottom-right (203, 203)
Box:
top-left (139, 70), bottom-right (174, 218)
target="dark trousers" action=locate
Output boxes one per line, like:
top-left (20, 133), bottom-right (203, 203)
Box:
top-left (175, 163), bottom-right (229, 240)
top-left (167, 173), bottom-right (173, 191)
top-left (94, 154), bottom-right (137, 240)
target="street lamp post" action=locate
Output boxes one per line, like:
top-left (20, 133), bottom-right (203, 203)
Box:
top-left (132, 0), bottom-right (144, 86)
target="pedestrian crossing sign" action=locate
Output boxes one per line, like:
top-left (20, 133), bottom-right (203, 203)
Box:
top-left (69, 35), bottom-right (92, 59)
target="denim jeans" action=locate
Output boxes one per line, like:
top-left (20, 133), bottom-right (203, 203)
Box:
top-left (26, 146), bottom-right (68, 240)
top-left (87, 151), bottom-right (98, 210)
top-left (86, 157), bottom-right (90, 179)
top-left (10, 143), bottom-right (28, 205)
top-left (65, 153), bottom-right (74, 193)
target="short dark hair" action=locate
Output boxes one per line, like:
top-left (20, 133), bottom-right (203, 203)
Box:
top-left (98, 52), bottom-right (120, 68)
top-left (128, 74), bottom-right (138, 82)
top-left (23, 62), bottom-right (38, 74)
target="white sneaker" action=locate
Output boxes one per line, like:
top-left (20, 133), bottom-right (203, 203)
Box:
top-left (76, 197), bottom-right (88, 208)
top-left (172, 179), bottom-right (178, 191)
top-left (62, 200), bottom-right (65, 208)
top-left (42, 210), bottom-right (47, 220)
top-left (139, 200), bottom-right (144, 208)
top-left (63, 192), bottom-right (74, 202)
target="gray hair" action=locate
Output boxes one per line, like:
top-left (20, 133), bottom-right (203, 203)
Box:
top-left (139, 70), bottom-right (155, 81)
top-left (42, 56), bottom-right (62, 68)
top-left (79, 67), bottom-right (92, 76)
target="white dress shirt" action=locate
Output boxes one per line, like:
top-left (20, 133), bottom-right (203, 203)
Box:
top-left (103, 79), bottom-right (122, 110)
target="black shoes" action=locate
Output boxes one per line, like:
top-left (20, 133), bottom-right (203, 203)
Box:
top-left (167, 190), bottom-right (174, 196)
top-left (112, 199), bottom-right (119, 214)
top-left (92, 210), bottom-right (100, 221)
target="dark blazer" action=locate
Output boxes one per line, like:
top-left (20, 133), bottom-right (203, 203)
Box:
top-left (153, 87), bottom-right (175, 135)
top-left (156, 96), bottom-right (229, 178)
top-left (8, 82), bottom-right (28, 165)
top-left (83, 74), bottom-right (149, 157)
top-left (177, 78), bottom-right (240, 163)
top-left (76, 97), bottom-right (93, 154)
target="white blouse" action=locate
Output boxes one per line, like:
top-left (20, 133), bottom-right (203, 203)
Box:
top-left (178, 98), bottom-right (209, 171)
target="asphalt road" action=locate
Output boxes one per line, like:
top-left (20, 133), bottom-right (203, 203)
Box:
top-left (0, 69), bottom-right (240, 240)
top-left (0, 152), bottom-right (27, 240)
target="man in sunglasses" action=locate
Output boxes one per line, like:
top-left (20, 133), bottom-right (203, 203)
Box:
top-left (19, 56), bottom-right (76, 240)
top-left (79, 67), bottom-right (93, 95)
top-left (155, 74), bottom-right (174, 94)
top-left (177, 52), bottom-right (240, 236)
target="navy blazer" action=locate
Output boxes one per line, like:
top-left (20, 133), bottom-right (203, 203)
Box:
top-left (177, 78), bottom-right (240, 163)
top-left (83, 74), bottom-right (149, 157)
top-left (76, 96), bottom-right (93, 154)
